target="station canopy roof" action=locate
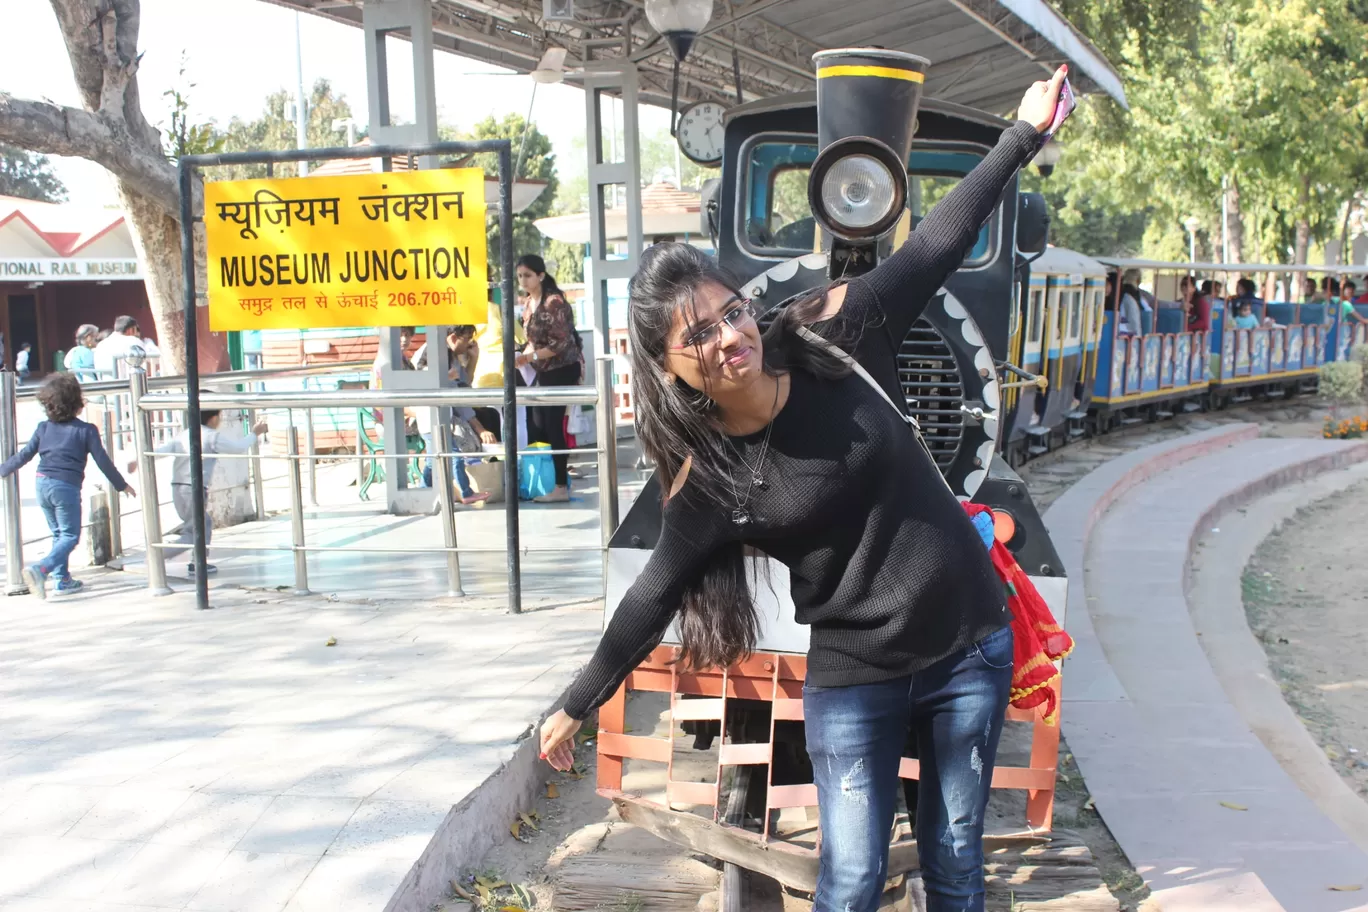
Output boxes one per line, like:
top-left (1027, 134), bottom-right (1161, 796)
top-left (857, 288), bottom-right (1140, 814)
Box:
top-left (266, 0), bottom-right (1126, 115)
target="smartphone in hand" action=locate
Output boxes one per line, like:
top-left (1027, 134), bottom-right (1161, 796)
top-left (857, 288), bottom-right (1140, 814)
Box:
top-left (1043, 78), bottom-right (1076, 139)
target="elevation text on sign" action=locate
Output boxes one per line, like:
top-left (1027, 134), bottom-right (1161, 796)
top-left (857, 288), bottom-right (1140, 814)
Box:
top-left (205, 168), bottom-right (489, 331)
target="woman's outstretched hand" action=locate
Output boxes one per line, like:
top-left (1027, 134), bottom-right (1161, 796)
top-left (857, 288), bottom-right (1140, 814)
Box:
top-left (540, 709), bottom-right (582, 771)
top-left (1017, 64), bottom-right (1068, 134)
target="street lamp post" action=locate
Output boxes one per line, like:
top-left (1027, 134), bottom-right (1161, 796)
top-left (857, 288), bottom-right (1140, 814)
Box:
top-left (645, 0), bottom-right (714, 61)
top-left (1184, 216), bottom-right (1201, 264)
top-left (1035, 139), bottom-right (1062, 178)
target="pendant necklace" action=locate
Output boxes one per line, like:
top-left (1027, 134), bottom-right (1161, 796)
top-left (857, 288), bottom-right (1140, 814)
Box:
top-left (725, 377), bottom-right (781, 526)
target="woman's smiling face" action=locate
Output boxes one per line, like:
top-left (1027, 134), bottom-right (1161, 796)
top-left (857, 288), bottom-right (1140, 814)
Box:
top-left (662, 280), bottom-right (765, 397)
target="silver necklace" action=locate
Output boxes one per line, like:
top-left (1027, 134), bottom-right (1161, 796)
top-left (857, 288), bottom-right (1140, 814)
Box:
top-left (725, 377), bottom-right (781, 526)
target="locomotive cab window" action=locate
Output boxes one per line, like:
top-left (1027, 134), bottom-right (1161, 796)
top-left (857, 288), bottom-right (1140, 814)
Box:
top-left (741, 140), bottom-right (996, 263)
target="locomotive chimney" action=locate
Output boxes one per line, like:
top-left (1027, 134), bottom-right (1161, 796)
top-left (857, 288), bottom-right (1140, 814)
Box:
top-left (809, 48), bottom-right (929, 276)
top-left (814, 48), bottom-right (927, 162)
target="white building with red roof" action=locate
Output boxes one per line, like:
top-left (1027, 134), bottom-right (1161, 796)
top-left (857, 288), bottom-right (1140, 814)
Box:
top-left (0, 195), bottom-right (150, 374)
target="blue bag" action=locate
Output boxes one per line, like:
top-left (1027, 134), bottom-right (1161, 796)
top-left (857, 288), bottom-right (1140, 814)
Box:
top-left (518, 442), bottom-right (556, 500)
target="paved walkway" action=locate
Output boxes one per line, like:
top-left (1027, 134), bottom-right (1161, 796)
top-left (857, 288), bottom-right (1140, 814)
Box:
top-left (1188, 459), bottom-right (1368, 858)
top-left (1047, 428), bottom-right (1368, 911)
top-left (0, 573), bottom-right (601, 911)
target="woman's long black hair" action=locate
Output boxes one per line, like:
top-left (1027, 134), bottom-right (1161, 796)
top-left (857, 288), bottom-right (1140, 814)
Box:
top-left (627, 242), bottom-right (855, 670)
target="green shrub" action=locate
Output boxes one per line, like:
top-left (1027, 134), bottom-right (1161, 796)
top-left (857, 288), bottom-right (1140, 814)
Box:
top-left (1319, 360), bottom-right (1363, 403)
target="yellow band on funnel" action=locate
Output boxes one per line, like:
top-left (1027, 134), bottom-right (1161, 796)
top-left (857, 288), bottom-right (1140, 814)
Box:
top-left (816, 65), bottom-right (925, 83)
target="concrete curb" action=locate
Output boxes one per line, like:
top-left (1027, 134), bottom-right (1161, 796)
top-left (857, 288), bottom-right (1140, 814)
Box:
top-left (386, 699), bottom-right (567, 912)
top-left (1053, 431), bottom-right (1368, 911)
top-left (1187, 458), bottom-right (1368, 857)
top-left (1044, 423), bottom-right (1259, 706)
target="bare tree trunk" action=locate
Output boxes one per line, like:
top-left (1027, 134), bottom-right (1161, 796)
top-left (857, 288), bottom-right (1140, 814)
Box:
top-left (1339, 198), bottom-right (1353, 265)
top-left (118, 183), bottom-right (185, 371)
top-left (0, 0), bottom-right (204, 374)
top-left (1226, 177), bottom-right (1244, 265)
top-left (1294, 176), bottom-right (1312, 266)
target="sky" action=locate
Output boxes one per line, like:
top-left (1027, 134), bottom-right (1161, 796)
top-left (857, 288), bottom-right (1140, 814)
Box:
top-left (0, 0), bottom-right (676, 206)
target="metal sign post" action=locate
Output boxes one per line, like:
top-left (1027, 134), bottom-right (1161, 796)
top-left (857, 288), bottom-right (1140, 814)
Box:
top-left (176, 139), bottom-right (518, 612)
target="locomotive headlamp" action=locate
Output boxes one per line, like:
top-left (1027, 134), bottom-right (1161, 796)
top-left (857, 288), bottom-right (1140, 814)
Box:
top-left (808, 137), bottom-right (907, 241)
top-left (810, 49), bottom-right (925, 260)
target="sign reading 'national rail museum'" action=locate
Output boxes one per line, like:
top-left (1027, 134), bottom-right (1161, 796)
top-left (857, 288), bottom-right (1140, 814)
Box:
top-left (205, 169), bottom-right (489, 331)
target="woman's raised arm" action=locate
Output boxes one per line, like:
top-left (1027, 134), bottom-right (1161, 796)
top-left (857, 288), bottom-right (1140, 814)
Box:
top-left (557, 503), bottom-right (726, 723)
top-left (825, 66), bottom-right (1067, 344)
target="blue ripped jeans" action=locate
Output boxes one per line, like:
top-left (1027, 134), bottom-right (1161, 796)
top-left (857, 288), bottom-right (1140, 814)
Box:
top-left (804, 624), bottom-right (1013, 912)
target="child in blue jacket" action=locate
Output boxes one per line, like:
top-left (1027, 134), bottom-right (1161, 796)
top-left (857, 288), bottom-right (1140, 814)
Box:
top-left (0, 373), bottom-right (136, 597)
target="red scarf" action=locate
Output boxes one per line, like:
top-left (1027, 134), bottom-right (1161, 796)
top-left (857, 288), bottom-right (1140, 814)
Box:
top-left (962, 502), bottom-right (1073, 724)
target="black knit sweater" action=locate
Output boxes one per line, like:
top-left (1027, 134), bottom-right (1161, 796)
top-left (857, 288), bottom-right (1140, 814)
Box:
top-left (564, 120), bottom-right (1042, 721)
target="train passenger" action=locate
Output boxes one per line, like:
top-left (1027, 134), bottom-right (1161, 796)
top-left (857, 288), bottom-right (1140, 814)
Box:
top-left (1324, 276), bottom-right (1341, 305)
top-left (539, 66), bottom-right (1072, 912)
top-left (1107, 272), bottom-right (1142, 335)
top-left (1232, 278), bottom-right (1263, 307)
top-left (1353, 279), bottom-right (1368, 305)
top-left (1122, 271), bottom-right (1154, 328)
top-left (1305, 277), bottom-right (1326, 304)
top-left (1232, 301), bottom-right (1259, 330)
top-left (1183, 276), bottom-right (1212, 332)
top-left (1336, 281), bottom-right (1368, 328)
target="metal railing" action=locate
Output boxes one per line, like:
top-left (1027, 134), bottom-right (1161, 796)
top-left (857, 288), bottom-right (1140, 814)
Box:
top-left (126, 360), bottom-right (619, 612)
top-left (3, 361), bottom-right (376, 580)
top-left (2, 358), bottom-right (621, 613)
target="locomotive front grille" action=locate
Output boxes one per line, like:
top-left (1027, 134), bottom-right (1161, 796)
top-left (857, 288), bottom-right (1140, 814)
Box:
top-left (898, 319), bottom-right (964, 472)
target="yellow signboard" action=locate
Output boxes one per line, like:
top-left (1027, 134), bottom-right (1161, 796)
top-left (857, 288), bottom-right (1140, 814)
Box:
top-left (205, 168), bottom-right (489, 331)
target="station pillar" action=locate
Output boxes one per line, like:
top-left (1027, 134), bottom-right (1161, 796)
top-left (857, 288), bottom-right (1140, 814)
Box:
top-left (362, 0), bottom-right (453, 514)
top-left (582, 58), bottom-right (643, 356)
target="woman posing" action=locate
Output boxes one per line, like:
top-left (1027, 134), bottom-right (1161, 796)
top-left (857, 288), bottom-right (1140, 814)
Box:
top-left (514, 254), bottom-right (582, 503)
top-left (540, 68), bottom-right (1068, 912)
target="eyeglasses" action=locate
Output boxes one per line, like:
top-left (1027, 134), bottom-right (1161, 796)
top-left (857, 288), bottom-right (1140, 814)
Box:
top-left (672, 298), bottom-right (756, 350)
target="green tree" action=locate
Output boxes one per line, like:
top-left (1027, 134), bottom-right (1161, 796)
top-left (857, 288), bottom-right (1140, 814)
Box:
top-left (210, 79), bottom-right (360, 180)
top-left (1050, 0), bottom-right (1204, 66)
top-left (1029, 0), bottom-right (1368, 266)
top-left (461, 113), bottom-right (585, 283)
top-left (0, 145), bottom-right (66, 202)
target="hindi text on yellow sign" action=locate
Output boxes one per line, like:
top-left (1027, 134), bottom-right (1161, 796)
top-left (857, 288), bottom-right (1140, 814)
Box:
top-left (205, 168), bottom-right (489, 331)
